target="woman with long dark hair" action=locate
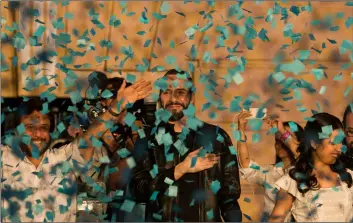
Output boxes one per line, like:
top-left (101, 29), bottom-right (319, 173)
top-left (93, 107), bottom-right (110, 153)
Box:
top-left (236, 111), bottom-right (303, 222)
top-left (269, 113), bottom-right (353, 222)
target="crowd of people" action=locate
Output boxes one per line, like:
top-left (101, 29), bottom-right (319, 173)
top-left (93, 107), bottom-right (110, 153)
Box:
top-left (1, 68), bottom-right (353, 222)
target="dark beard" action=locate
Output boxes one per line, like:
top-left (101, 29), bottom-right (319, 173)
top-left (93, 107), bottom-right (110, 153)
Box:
top-left (164, 102), bottom-right (189, 122)
top-left (169, 111), bottom-right (185, 122)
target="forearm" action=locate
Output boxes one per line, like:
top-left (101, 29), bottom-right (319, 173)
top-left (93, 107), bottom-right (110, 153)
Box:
top-left (108, 159), bottom-right (129, 191)
top-left (174, 163), bottom-right (185, 180)
top-left (237, 130), bottom-right (250, 168)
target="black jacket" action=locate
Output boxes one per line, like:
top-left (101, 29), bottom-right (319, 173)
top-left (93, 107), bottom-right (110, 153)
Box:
top-left (130, 121), bottom-right (242, 222)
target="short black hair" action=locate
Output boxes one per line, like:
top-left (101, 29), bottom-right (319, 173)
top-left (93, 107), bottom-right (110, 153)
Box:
top-left (343, 104), bottom-right (353, 129)
top-left (88, 71), bottom-right (108, 90)
top-left (14, 97), bottom-right (55, 132)
top-left (163, 69), bottom-right (193, 82)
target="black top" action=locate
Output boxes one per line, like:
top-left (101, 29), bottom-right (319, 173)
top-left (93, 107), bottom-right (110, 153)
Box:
top-left (167, 123), bottom-right (200, 222)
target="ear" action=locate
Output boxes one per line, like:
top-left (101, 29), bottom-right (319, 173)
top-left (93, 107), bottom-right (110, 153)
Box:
top-left (310, 140), bottom-right (317, 150)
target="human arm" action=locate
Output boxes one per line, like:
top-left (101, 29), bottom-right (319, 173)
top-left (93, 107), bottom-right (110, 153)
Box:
top-left (78, 79), bottom-right (152, 162)
top-left (268, 189), bottom-right (295, 222)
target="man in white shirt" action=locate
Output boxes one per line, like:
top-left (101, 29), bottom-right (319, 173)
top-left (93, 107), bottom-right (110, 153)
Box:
top-left (1, 79), bottom-right (152, 222)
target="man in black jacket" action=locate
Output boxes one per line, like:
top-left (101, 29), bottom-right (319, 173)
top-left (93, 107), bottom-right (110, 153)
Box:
top-left (130, 69), bottom-right (242, 222)
top-left (341, 104), bottom-right (353, 170)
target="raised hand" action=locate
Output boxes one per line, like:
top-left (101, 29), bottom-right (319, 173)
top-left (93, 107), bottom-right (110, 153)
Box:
top-left (115, 79), bottom-right (152, 110)
top-left (263, 117), bottom-right (285, 134)
top-left (237, 111), bottom-right (252, 131)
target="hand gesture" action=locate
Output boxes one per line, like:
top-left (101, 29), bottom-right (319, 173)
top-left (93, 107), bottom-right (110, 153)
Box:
top-left (116, 79), bottom-right (152, 110)
top-left (180, 148), bottom-right (220, 174)
top-left (237, 111), bottom-right (252, 131)
top-left (263, 117), bottom-right (285, 134)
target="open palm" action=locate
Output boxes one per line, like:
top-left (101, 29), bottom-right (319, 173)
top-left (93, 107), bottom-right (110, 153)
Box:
top-left (117, 79), bottom-right (152, 108)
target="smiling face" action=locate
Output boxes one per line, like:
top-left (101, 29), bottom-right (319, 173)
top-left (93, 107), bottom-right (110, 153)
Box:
top-left (21, 110), bottom-right (51, 157)
top-left (160, 74), bottom-right (193, 122)
top-left (312, 129), bottom-right (343, 165)
top-left (275, 126), bottom-right (292, 160)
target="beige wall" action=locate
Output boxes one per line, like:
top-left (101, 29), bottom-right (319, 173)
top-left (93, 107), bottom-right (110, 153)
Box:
top-left (1, 1), bottom-right (353, 221)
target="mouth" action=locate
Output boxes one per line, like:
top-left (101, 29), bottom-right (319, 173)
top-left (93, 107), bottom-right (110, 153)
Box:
top-left (168, 105), bottom-right (182, 109)
top-left (331, 153), bottom-right (341, 158)
top-left (32, 140), bottom-right (45, 147)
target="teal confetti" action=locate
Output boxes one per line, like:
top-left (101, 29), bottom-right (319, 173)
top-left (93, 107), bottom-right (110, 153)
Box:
top-left (137, 129), bottom-right (146, 138)
top-left (243, 213), bottom-right (252, 221)
top-left (289, 122), bottom-right (298, 132)
top-left (210, 180), bottom-right (221, 194)
top-left (312, 69), bottom-right (324, 80)
top-left (150, 191), bottom-right (159, 201)
top-left (169, 40), bottom-right (175, 48)
top-left (120, 200), bottom-right (135, 212)
top-left (281, 60), bottom-right (305, 75)
top-left (322, 125), bottom-right (333, 136)
top-left (346, 1), bottom-right (353, 6)
top-left (258, 28), bottom-right (270, 41)
top-left (137, 30), bottom-right (146, 35)
top-left (248, 119), bottom-right (263, 131)
top-left (57, 122), bottom-right (65, 133)
top-left (126, 73), bottom-right (136, 83)
top-left (273, 72), bottom-right (286, 83)
top-left (152, 12), bottom-right (167, 20)
top-left (153, 213), bottom-right (162, 221)
top-left (101, 89), bottom-right (113, 99)
top-left (124, 113), bottom-right (136, 127)
top-left (160, 1), bottom-right (171, 14)
top-left (344, 86), bottom-right (352, 97)
top-left (175, 11), bottom-right (185, 17)
top-left (118, 148), bottom-right (131, 158)
top-left (244, 197), bottom-right (251, 203)
top-left (252, 133), bottom-right (260, 143)
top-left (165, 55), bottom-right (176, 65)
top-left (207, 209), bottom-right (214, 220)
top-left (333, 129), bottom-right (345, 144)
top-left (168, 185), bottom-right (178, 197)
top-left (250, 163), bottom-right (261, 170)
top-left (290, 5), bottom-right (300, 16)
top-left (229, 146), bottom-right (237, 155)
top-left (299, 50), bottom-right (310, 60)
top-left (334, 72), bottom-right (342, 81)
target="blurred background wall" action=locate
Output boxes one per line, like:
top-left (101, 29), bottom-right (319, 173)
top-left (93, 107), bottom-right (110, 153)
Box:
top-left (1, 1), bottom-right (353, 221)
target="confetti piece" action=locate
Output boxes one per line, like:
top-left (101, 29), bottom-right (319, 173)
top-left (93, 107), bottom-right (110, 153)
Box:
top-left (126, 157), bottom-right (136, 169)
top-left (281, 60), bottom-right (305, 75)
top-left (16, 123), bottom-right (25, 134)
top-left (124, 113), bottom-right (136, 127)
top-left (252, 133), bottom-right (260, 143)
top-left (164, 177), bottom-right (174, 185)
top-left (243, 213), bottom-right (252, 221)
top-left (332, 129), bottom-right (345, 144)
top-left (250, 163), bottom-right (260, 170)
top-left (244, 197), bottom-right (251, 203)
top-left (120, 199), bottom-right (135, 212)
top-left (312, 69), bottom-right (324, 80)
top-left (153, 213), bottom-right (162, 221)
top-left (150, 191), bottom-right (159, 201)
top-left (118, 148), bottom-right (131, 158)
top-left (228, 146), bottom-right (237, 155)
top-left (210, 180), bottom-right (221, 194)
top-left (160, 1), bottom-right (171, 14)
top-left (207, 209), bottom-right (214, 220)
top-left (168, 185), bottom-right (178, 197)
